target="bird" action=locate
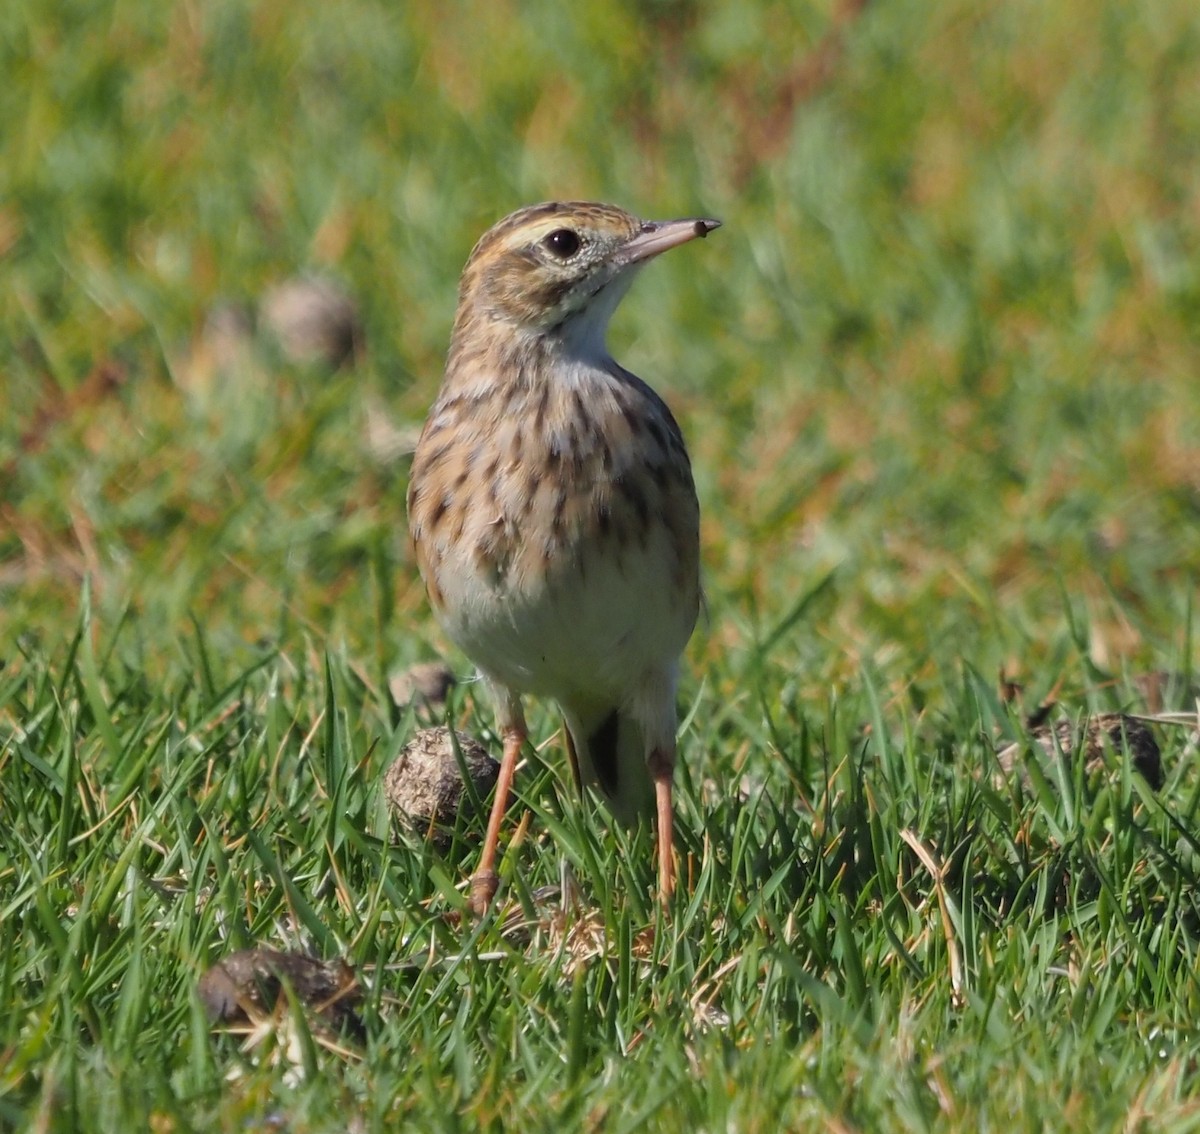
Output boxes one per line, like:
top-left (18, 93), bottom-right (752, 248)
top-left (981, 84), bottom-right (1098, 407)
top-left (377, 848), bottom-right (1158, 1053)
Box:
top-left (406, 201), bottom-right (720, 914)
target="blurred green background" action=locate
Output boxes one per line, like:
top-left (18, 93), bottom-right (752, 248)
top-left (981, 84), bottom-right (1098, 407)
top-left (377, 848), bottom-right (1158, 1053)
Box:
top-left (4, 1), bottom-right (1200, 1129)
top-left (6, 0), bottom-right (1197, 687)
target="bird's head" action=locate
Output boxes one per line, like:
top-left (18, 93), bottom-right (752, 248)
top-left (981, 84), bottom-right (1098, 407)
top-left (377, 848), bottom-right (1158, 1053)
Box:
top-left (452, 201), bottom-right (720, 356)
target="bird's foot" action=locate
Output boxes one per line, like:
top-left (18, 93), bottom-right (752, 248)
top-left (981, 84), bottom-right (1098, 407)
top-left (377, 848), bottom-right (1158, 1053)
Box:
top-left (468, 869), bottom-right (500, 917)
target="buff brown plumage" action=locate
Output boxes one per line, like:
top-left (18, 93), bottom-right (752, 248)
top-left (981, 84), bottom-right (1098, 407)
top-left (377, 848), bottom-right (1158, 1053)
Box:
top-left (407, 201), bottom-right (719, 913)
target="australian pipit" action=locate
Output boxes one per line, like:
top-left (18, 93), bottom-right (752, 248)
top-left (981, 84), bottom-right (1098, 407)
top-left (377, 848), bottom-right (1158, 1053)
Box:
top-left (407, 201), bottom-right (719, 913)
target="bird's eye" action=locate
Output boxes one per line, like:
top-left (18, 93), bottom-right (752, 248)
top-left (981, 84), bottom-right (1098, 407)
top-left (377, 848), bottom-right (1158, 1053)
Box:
top-left (543, 229), bottom-right (581, 258)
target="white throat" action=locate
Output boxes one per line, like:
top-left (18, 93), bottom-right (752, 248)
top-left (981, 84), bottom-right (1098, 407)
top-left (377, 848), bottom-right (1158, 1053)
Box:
top-left (554, 265), bottom-right (642, 366)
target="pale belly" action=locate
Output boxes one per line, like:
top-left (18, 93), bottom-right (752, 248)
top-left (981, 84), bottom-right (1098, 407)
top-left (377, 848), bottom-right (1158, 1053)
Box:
top-left (437, 518), bottom-right (697, 704)
top-left (409, 358), bottom-right (700, 702)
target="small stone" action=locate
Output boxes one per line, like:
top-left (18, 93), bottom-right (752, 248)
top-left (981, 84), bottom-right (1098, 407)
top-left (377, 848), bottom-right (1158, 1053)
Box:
top-left (197, 948), bottom-right (362, 1037)
top-left (997, 713), bottom-right (1163, 791)
top-left (385, 727), bottom-right (499, 840)
top-left (389, 662), bottom-right (456, 712)
top-left (202, 302), bottom-right (256, 366)
top-left (363, 399), bottom-right (422, 463)
top-left (260, 276), bottom-right (363, 369)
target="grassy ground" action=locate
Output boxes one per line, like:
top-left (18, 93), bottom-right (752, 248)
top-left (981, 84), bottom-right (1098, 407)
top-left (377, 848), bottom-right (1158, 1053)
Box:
top-left (4, 0), bottom-right (1200, 1129)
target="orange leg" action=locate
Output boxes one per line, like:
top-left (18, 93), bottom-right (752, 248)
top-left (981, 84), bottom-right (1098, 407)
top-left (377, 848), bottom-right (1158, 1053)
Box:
top-left (469, 723), bottom-right (525, 916)
top-left (652, 757), bottom-right (675, 907)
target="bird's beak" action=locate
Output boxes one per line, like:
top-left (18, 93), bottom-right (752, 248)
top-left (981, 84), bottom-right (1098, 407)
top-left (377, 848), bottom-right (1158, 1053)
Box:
top-left (622, 217), bottom-right (722, 265)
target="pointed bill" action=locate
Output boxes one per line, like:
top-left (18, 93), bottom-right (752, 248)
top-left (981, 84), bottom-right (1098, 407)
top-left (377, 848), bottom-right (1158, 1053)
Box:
top-left (622, 217), bottom-right (722, 265)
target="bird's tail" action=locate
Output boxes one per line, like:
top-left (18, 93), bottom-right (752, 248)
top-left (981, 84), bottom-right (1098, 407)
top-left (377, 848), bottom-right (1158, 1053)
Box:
top-left (563, 706), bottom-right (656, 825)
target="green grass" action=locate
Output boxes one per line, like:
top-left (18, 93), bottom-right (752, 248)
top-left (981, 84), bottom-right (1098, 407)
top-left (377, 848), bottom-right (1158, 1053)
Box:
top-left (4, 0), bottom-right (1200, 1129)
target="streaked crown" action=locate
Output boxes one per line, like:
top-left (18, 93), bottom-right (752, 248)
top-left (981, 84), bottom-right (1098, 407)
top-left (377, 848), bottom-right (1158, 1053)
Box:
top-left (453, 201), bottom-right (719, 337)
